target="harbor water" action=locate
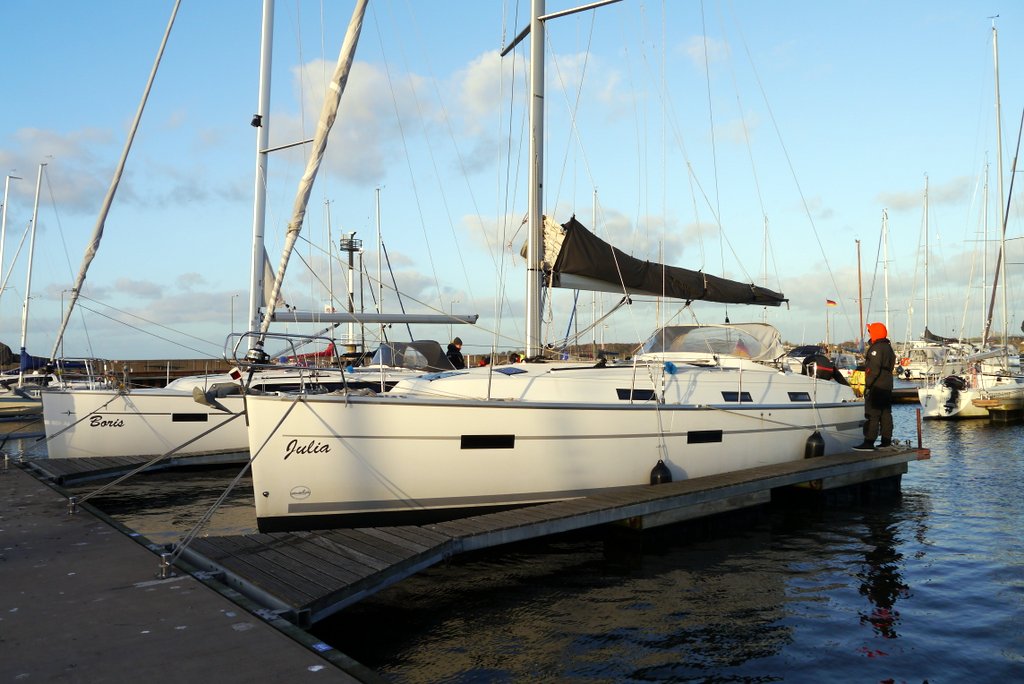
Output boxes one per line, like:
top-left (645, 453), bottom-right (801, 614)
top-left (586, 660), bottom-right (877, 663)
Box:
top-left (23, 404), bottom-right (1024, 681)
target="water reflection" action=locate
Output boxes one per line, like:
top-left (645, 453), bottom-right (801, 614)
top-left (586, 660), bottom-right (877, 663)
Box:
top-left (323, 516), bottom-right (804, 681)
top-left (65, 466), bottom-right (257, 544)
top-left (856, 515), bottom-right (910, 639)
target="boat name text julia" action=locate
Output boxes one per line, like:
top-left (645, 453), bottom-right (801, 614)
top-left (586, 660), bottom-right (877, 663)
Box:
top-left (284, 438), bottom-right (331, 460)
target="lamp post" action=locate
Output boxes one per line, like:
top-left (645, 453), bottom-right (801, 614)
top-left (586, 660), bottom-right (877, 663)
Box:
top-left (230, 293), bottom-right (239, 335)
top-left (449, 298), bottom-right (460, 340)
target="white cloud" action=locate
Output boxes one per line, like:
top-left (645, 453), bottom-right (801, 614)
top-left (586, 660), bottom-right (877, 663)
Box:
top-left (877, 176), bottom-right (972, 212)
top-left (112, 277), bottom-right (165, 300)
top-left (713, 113), bottom-right (760, 146)
top-left (2, 128), bottom-right (113, 214)
top-left (679, 35), bottom-right (731, 69)
top-left (176, 272), bottom-right (207, 290)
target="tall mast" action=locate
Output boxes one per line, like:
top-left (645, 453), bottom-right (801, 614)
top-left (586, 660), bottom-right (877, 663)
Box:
top-left (376, 187), bottom-right (382, 317)
top-left (49, 1), bottom-right (181, 361)
top-left (923, 175), bottom-right (929, 336)
top-left (882, 209), bottom-right (890, 331)
top-left (247, 0), bottom-right (275, 333)
top-left (982, 21), bottom-right (1008, 350)
top-left (525, 0), bottom-right (546, 358)
top-left (856, 238), bottom-right (863, 350)
top-left (982, 162), bottom-right (988, 340)
top-left (763, 216), bottom-right (770, 324)
top-left (255, 0), bottom-right (368, 343)
top-left (993, 22), bottom-right (1008, 353)
top-left (0, 174), bottom-right (20, 305)
top-left (19, 163), bottom-right (44, 385)
top-left (510, 0), bottom-right (620, 357)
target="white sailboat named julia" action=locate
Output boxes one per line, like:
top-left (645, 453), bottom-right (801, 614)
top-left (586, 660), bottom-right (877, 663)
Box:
top-left (243, 0), bottom-right (865, 532)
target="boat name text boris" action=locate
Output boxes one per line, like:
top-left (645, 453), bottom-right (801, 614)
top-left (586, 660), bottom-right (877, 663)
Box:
top-left (89, 415), bottom-right (126, 428)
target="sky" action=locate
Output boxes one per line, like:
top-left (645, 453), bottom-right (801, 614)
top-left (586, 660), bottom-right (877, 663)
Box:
top-left (2, 0), bottom-right (1023, 362)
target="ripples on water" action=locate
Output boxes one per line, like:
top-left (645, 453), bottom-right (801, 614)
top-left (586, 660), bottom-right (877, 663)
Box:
top-left (35, 405), bottom-right (1024, 681)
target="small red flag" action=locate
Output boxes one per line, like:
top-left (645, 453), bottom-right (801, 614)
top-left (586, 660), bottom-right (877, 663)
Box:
top-left (826, 299), bottom-right (837, 307)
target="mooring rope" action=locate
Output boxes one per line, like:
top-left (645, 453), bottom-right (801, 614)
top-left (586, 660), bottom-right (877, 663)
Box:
top-left (73, 410), bottom-right (247, 505)
top-left (168, 394), bottom-right (302, 563)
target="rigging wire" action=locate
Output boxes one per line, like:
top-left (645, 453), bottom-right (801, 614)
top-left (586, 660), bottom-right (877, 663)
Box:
top-left (42, 168), bottom-right (97, 358)
top-left (726, 5), bottom-right (852, 339)
top-left (370, 8), bottom-right (443, 319)
top-left (547, 13), bottom-right (599, 215)
top-left (699, 1), bottom-right (725, 285)
top-left (74, 295), bottom-right (222, 358)
top-left (714, 3), bottom-right (782, 302)
top-left (402, 0), bottom-right (502, 285)
top-left (495, 0), bottom-right (528, 350)
top-left (385, 1), bottom-right (480, 314)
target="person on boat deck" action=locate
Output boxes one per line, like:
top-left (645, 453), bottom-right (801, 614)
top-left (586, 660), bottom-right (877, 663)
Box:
top-left (447, 337), bottom-right (466, 369)
top-left (801, 352), bottom-right (850, 386)
top-left (854, 322), bottom-right (897, 451)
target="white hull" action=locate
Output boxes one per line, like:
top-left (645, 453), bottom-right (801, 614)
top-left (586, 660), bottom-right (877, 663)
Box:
top-left (918, 374), bottom-right (1024, 419)
top-left (42, 386), bottom-right (251, 460)
top-left (247, 358), bottom-right (864, 531)
top-left (40, 366), bottom-right (408, 459)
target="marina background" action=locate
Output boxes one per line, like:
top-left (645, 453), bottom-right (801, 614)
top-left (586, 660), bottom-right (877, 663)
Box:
top-left (2, 1), bottom-right (1023, 363)
top-left (12, 403), bottom-right (1016, 681)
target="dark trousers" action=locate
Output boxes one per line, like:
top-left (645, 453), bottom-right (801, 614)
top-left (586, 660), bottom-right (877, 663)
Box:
top-left (863, 389), bottom-right (893, 443)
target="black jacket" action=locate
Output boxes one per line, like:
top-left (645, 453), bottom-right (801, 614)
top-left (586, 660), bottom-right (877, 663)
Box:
top-left (446, 344), bottom-right (465, 369)
top-left (864, 337), bottom-right (896, 392)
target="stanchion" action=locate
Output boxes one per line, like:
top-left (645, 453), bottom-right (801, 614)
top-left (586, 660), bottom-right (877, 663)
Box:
top-left (158, 553), bottom-right (175, 579)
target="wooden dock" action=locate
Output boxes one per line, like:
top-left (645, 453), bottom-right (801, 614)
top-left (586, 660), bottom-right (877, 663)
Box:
top-left (181, 446), bottom-right (929, 627)
top-left (987, 404), bottom-right (1024, 423)
top-left (0, 461), bottom-right (376, 682)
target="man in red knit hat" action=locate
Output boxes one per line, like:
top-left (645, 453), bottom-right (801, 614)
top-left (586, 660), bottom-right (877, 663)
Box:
top-left (854, 322), bottom-right (897, 451)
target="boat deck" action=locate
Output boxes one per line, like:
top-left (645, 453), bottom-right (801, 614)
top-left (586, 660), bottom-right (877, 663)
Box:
top-left (182, 446), bottom-right (929, 627)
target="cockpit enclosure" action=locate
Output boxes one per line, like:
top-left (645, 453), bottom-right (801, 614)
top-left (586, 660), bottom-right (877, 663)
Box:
top-left (636, 324), bottom-right (786, 363)
top-left (369, 340), bottom-right (455, 372)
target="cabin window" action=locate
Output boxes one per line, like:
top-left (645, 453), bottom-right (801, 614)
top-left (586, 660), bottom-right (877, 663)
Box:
top-left (687, 430), bottom-right (723, 444)
top-left (616, 388), bottom-right (657, 401)
top-left (461, 434), bottom-right (515, 449)
top-left (721, 391), bottom-right (753, 402)
top-left (788, 392), bottom-right (812, 402)
top-left (171, 413), bottom-right (209, 423)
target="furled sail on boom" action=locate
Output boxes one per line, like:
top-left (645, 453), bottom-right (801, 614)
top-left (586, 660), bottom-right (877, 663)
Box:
top-left (532, 216), bottom-right (786, 306)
